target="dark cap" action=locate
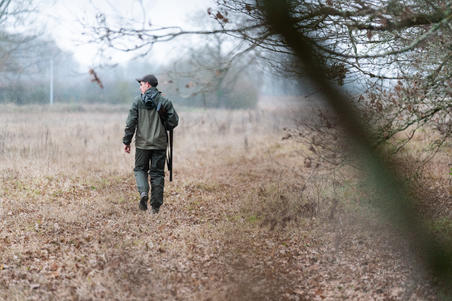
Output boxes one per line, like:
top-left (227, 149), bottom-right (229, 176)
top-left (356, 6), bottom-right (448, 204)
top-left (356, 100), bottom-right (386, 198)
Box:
top-left (136, 74), bottom-right (158, 87)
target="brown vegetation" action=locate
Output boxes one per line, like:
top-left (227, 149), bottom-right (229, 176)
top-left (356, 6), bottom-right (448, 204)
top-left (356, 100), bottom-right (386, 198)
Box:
top-left (0, 102), bottom-right (449, 300)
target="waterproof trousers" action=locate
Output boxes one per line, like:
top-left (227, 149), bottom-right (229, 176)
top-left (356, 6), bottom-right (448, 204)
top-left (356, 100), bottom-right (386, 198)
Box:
top-left (134, 148), bottom-right (166, 209)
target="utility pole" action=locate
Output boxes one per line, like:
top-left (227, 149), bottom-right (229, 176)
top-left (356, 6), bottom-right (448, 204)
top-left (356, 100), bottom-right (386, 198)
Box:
top-left (50, 58), bottom-right (54, 105)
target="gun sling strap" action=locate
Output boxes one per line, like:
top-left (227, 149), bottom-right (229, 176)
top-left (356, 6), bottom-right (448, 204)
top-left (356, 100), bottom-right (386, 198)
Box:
top-left (157, 101), bottom-right (173, 182)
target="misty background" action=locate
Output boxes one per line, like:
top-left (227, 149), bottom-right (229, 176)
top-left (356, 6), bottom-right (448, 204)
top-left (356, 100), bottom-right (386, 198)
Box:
top-left (0, 0), bottom-right (308, 108)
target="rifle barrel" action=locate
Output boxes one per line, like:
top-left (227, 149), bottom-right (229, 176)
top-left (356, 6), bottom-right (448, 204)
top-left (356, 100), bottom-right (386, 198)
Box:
top-left (169, 129), bottom-right (173, 182)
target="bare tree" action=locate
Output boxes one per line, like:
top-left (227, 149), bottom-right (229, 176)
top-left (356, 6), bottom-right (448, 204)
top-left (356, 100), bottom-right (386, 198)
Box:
top-left (212, 0), bottom-right (451, 144)
top-left (163, 32), bottom-right (259, 108)
top-left (0, 0), bottom-right (41, 77)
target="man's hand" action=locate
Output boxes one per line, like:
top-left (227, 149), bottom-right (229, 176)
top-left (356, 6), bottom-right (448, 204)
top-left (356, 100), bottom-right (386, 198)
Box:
top-left (124, 144), bottom-right (131, 154)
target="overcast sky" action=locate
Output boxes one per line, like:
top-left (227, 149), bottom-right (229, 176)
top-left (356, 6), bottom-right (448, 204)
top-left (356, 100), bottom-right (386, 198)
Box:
top-left (39, 0), bottom-right (213, 68)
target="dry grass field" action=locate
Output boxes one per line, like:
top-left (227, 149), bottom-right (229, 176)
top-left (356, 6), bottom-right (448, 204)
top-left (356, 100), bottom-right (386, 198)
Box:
top-left (0, 102), bottom-right (449, 300)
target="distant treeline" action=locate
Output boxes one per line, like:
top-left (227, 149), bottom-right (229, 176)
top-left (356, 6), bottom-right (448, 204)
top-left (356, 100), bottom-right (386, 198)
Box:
top-left (0, 77), bottom-right (259, 109)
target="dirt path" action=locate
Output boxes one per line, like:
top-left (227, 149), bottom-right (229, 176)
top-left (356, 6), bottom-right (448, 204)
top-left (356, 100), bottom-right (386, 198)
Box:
top-left (0, 108), bottom-right (438, 300)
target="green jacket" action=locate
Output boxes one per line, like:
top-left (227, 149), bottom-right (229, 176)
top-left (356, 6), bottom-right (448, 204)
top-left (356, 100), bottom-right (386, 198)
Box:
top-left (123, 87), bottom-right (179, 150)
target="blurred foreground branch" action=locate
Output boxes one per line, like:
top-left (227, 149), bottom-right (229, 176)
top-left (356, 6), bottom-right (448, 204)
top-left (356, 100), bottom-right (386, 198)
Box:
top-left (260, 0), bottom-right (452, 293)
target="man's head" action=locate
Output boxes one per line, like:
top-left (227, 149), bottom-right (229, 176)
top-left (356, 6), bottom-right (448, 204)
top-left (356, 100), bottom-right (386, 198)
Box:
top-left (136, 74), bottom-right (158, 94)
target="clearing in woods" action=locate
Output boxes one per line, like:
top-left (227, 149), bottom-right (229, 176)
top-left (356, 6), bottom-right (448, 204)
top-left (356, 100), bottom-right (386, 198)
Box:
top-left (0, 103), bottom-right (442, 300)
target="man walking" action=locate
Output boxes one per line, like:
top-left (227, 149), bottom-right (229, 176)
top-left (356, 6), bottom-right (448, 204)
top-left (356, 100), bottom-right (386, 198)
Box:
top-left (123, 74), bottom-right (179, 214)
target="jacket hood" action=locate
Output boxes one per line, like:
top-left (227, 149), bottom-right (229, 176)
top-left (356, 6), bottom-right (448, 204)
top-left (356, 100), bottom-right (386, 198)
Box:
top-left (141, 87), bottom-right (161, 110)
